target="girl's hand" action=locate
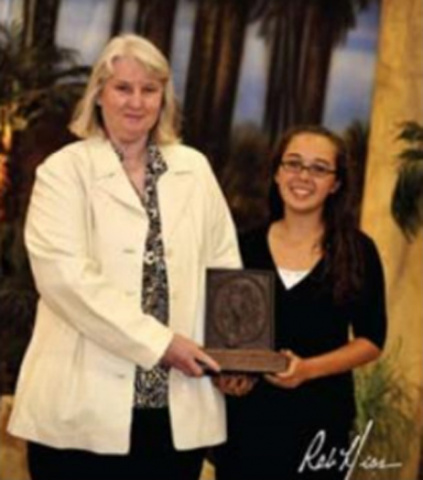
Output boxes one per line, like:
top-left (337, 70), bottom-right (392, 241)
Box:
top-left (264, 350), bottom-right (309, 389)
top-left (212, 373), bottom-right (258, 396)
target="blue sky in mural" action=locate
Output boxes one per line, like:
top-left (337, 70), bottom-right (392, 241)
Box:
top-left (323, 2), bottom-right (380, 131)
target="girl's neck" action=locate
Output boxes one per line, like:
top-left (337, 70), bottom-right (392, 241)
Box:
top-left (269, 215), bottom-right (325, 270)
top-left (275, 213), bottom-right (325, 243)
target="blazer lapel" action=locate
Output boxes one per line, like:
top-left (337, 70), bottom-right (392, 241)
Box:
top-left (158, 163), bottom-right (194, 243)
top-left (89, 137), bottom-right (143, 213)
top-left (88, 138), bottom-right (195, 227)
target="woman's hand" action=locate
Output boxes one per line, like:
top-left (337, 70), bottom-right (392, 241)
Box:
top-left (212, 374), bottom-right (258, 396)
top-left (264, 350), bottom-right (309, 389)
top-left (161, 333), bottom-right (220, 377)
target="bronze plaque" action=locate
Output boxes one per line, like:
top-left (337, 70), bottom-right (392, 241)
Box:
top-left (205, 269), bottom-right (288, 372)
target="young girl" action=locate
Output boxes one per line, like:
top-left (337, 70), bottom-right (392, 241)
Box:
top-left (214, 125), bottom-right (387, 480)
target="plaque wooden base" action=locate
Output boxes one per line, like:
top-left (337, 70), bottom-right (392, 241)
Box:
top-left (205, 348), bottom-right (289, 373)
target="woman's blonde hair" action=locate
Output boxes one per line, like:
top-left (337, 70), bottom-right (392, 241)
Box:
top-left (69, 34), bottom-right (180, 145)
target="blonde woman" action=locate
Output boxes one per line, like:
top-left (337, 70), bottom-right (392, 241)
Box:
top-left (8, 34), bottom-right (240, 480)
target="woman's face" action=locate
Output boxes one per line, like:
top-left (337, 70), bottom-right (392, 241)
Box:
top-left (274, 133), bottom-right (340, 216)
top-left (98, 56), bottom-right (164, 145)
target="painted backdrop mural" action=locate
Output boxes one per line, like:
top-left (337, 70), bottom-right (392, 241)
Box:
top-left (1, 1), bottom-right (421, 480)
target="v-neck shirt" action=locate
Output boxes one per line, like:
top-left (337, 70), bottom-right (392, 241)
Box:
top-left (277, 267), bottom-right (310, 289)
top-left (235, 224), bottom-right (387, 422)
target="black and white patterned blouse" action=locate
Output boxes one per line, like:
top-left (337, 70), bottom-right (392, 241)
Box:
top-left (131, 143), bottom-right (170, 409)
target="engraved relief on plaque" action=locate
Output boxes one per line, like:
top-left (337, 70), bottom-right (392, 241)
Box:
top-left (206, 269), bottom-right (274, 351)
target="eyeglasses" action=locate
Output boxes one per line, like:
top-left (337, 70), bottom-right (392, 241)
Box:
top-left (280, 159), bottom-right (337, 178)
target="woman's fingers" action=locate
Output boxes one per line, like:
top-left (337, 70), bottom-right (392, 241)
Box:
top-left (195, 349), bottom-right (221, 374)
top-left (161, 334), bottom-right (220, 377)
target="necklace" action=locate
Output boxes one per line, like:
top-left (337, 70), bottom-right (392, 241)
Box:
top-left (107, 137), bottom-right (124, 161)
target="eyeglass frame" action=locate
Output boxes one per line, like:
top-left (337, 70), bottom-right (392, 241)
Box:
top-left (279, 158), bottom-right (338, 178)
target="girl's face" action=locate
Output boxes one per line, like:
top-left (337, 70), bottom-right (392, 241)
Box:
top-left (274, 133), bottom-right (341, 217)
top-left (98, 56), bottom-right (164, 145)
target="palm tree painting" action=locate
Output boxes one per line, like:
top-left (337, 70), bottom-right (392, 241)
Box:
top-left (4, 2), bottom-right (422, 480)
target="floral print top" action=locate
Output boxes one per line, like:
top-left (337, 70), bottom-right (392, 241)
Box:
top-left (131, 143), bottom-right (170, 408)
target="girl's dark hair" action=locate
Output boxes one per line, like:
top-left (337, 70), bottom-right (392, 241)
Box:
top-left (269, 124), bottom-right (363, 304)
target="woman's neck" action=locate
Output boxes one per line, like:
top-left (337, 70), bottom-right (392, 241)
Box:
top-left (108, 133), bottom-right (149, 165)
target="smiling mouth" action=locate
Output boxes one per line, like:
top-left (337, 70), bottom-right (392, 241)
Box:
top-left (123, 116), bottom-right (145, 124)
top-left (290, 186), bottom-right (314, 197)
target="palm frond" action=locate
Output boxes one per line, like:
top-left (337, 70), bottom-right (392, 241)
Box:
top-left (397, 121), bottom-right (423, 143)
top-left (391, 122), bottom-right (423, 241)
top-left (398, 149), bottom-right (423, 162)
top-left (391, 163), bottom-right (423, 240)
top-left (0, 21), bottom-right (88, 133)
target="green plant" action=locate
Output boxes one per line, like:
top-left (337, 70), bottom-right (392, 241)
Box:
top-left (352, 341), bottom-right (418, 480)
top-left (0, 21), bottom-right (88, 139)
top-left (391, 121), bottom-right (423, 241)
top-left (220, 123), bottom-right (271, 233)
top-left (0, 21), bottom-right (88, 220)
top-left (0, 21), bottom-right (88, 392)
top-left (0, 219), bottom-right (37, 393)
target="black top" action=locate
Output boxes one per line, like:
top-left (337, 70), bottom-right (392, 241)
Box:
top-left (234, 224), bottom-right (387, 423)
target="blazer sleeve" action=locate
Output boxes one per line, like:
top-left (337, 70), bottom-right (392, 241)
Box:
top-left (200, 158), bottom-right (242, 270)
top-left (25, 147), bottom-right (173, 370)
top-left (351, 234), bottom-right (387, 350)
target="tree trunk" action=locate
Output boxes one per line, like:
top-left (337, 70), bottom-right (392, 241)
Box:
top-left (134, 0), bottom-right (178, 59)
top-left (360, 0), bottom-right (423, 478)
top-left (23, 0), bottom-right (61, 47)
top-left (110, 0), bottom-right (126, 37)
top-left (263, 0), bottom-right (309, 143)
top-left (183, 0), bottom-right (250, 172)
top-left (262, 0), bottom-right (354, 143)
top-left (206, 0), bottom-right (251, 173)
top-left (263, 13), bottom-right (286, 142)
top-left (297, 2), bottom-right (334, 124)
top-left (183, 0), bottom-right (224, 155)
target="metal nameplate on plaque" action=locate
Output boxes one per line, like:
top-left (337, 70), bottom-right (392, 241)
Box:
top-left (205, 269), bottom-right (288, 372)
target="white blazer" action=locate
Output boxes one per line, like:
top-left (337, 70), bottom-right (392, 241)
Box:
top-left (8, 137), bottom-right (241, 453)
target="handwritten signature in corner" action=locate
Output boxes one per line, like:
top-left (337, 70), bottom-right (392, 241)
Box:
top-left (298, 420), bottom-right (403, 480)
